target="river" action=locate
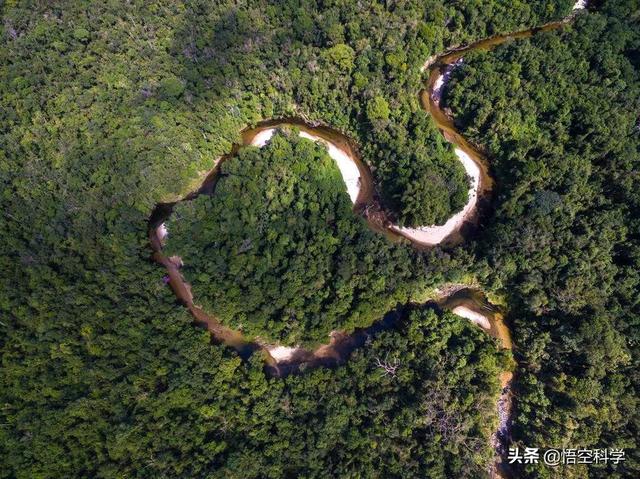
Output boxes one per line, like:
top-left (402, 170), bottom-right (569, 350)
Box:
top-left (148, 2), bottom-right (588, 477)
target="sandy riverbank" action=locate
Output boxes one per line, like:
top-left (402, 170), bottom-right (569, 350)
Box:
top-left (249, 127), bottom-right (362, 203)
top-left (390, 147), bottom-right (480, 245)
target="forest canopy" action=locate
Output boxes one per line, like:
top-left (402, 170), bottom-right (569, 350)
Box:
top-left (2, 0), bottom-right (639, 478)
top-left (444, 2), bottom-right (640, 476)
top-left (164, 131), bottom-right (420, 345)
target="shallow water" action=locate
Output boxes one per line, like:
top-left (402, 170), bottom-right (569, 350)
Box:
top-left (148, 4), bottom-right (590, 474)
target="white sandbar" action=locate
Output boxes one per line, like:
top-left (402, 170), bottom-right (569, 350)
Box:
top-left (431, 60), bottom-right (463, 104)
top-left (451, 305), bottom-right (491, 330)
top-left (249, 127), bottom-right (361, 203)
top-left (391, 147), bottom-right (480, 245)
top-left (573, 0), bottom-right (587, 10)
top-left (156, 223), bottom-right (168, 243)
top-left (267, 345), bottom-right (299, 362)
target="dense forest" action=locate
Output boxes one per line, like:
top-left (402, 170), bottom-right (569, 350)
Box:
top-left (164, 131), bottom-right (421, 345)
top-left (2, 0), bottom-right (638, 478)
top-left (1, 304), bottom-right (506, 478)
top-left (444, 1), bottom-right (640, 476)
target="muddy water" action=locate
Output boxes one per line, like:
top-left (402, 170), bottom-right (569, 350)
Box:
top-left (149, 0), bottom-right (589, 349)
top-left (417, 4), bottom-right (588, 473)
top-left (149, 3), bottom-right (590, 475)
top-left (242, 120), bottom-right (375, 209)
top-left (152, 211), bottom-right (509, 373)
top-left (438, 288), bottom-right (511, 350)
top-left (394, 2), bottom-right (588, 246)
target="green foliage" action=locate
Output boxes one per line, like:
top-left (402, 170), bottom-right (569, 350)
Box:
top-left (445, 3), bottom-right (640, 476)
top-left (322, 43), bottom-right (355, 71)
top-left (165, 131), bottom-right (420, 345)
top-left (4, 0), bottom-right (636, 478)
top-left (366, 95), bottom-right (391, 122)
top-left (0, 301), bottom-right (503, 478)
top-left (160, 76), bottom-right (185, 99)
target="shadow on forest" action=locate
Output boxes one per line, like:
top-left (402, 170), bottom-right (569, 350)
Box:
top-left (265, 304), bottom-right (409, 378)
top-left (170, 1), bottom-right (294, 104)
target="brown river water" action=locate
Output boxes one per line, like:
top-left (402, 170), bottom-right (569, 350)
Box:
top-left (149, 3), bottom-right (588, 476)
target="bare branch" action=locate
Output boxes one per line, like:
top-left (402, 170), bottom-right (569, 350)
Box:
top-left (375, 353), bottom-right (400, 377)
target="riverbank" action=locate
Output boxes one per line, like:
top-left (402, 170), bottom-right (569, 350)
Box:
top-left (148, 2), bottom-right (591, 475)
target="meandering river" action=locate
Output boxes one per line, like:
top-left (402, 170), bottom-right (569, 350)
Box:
top-left (149, 2), bottom-right (588, 477)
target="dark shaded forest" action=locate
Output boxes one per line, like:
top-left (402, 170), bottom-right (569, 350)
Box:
top-left (444, 1), bottom-right (640, 476)
top-left (1, 0), bottom-right (638, 478)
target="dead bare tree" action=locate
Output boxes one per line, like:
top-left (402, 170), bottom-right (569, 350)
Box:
top-left (238, 238), bottom-right (253, 253)
top-left (374, 353), bottom-right (400, 377)
top-left (420, 386), bottom-right (484, 453)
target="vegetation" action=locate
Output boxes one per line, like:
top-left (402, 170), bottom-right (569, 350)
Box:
top-left (3, 0), bottom-right (638, 478)
top-left (444, 2), bottom-right (640, 476)
top-left (0, 304), bottom-right (505, 478)
top-left (165, 131), bottom-right (420, 345)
